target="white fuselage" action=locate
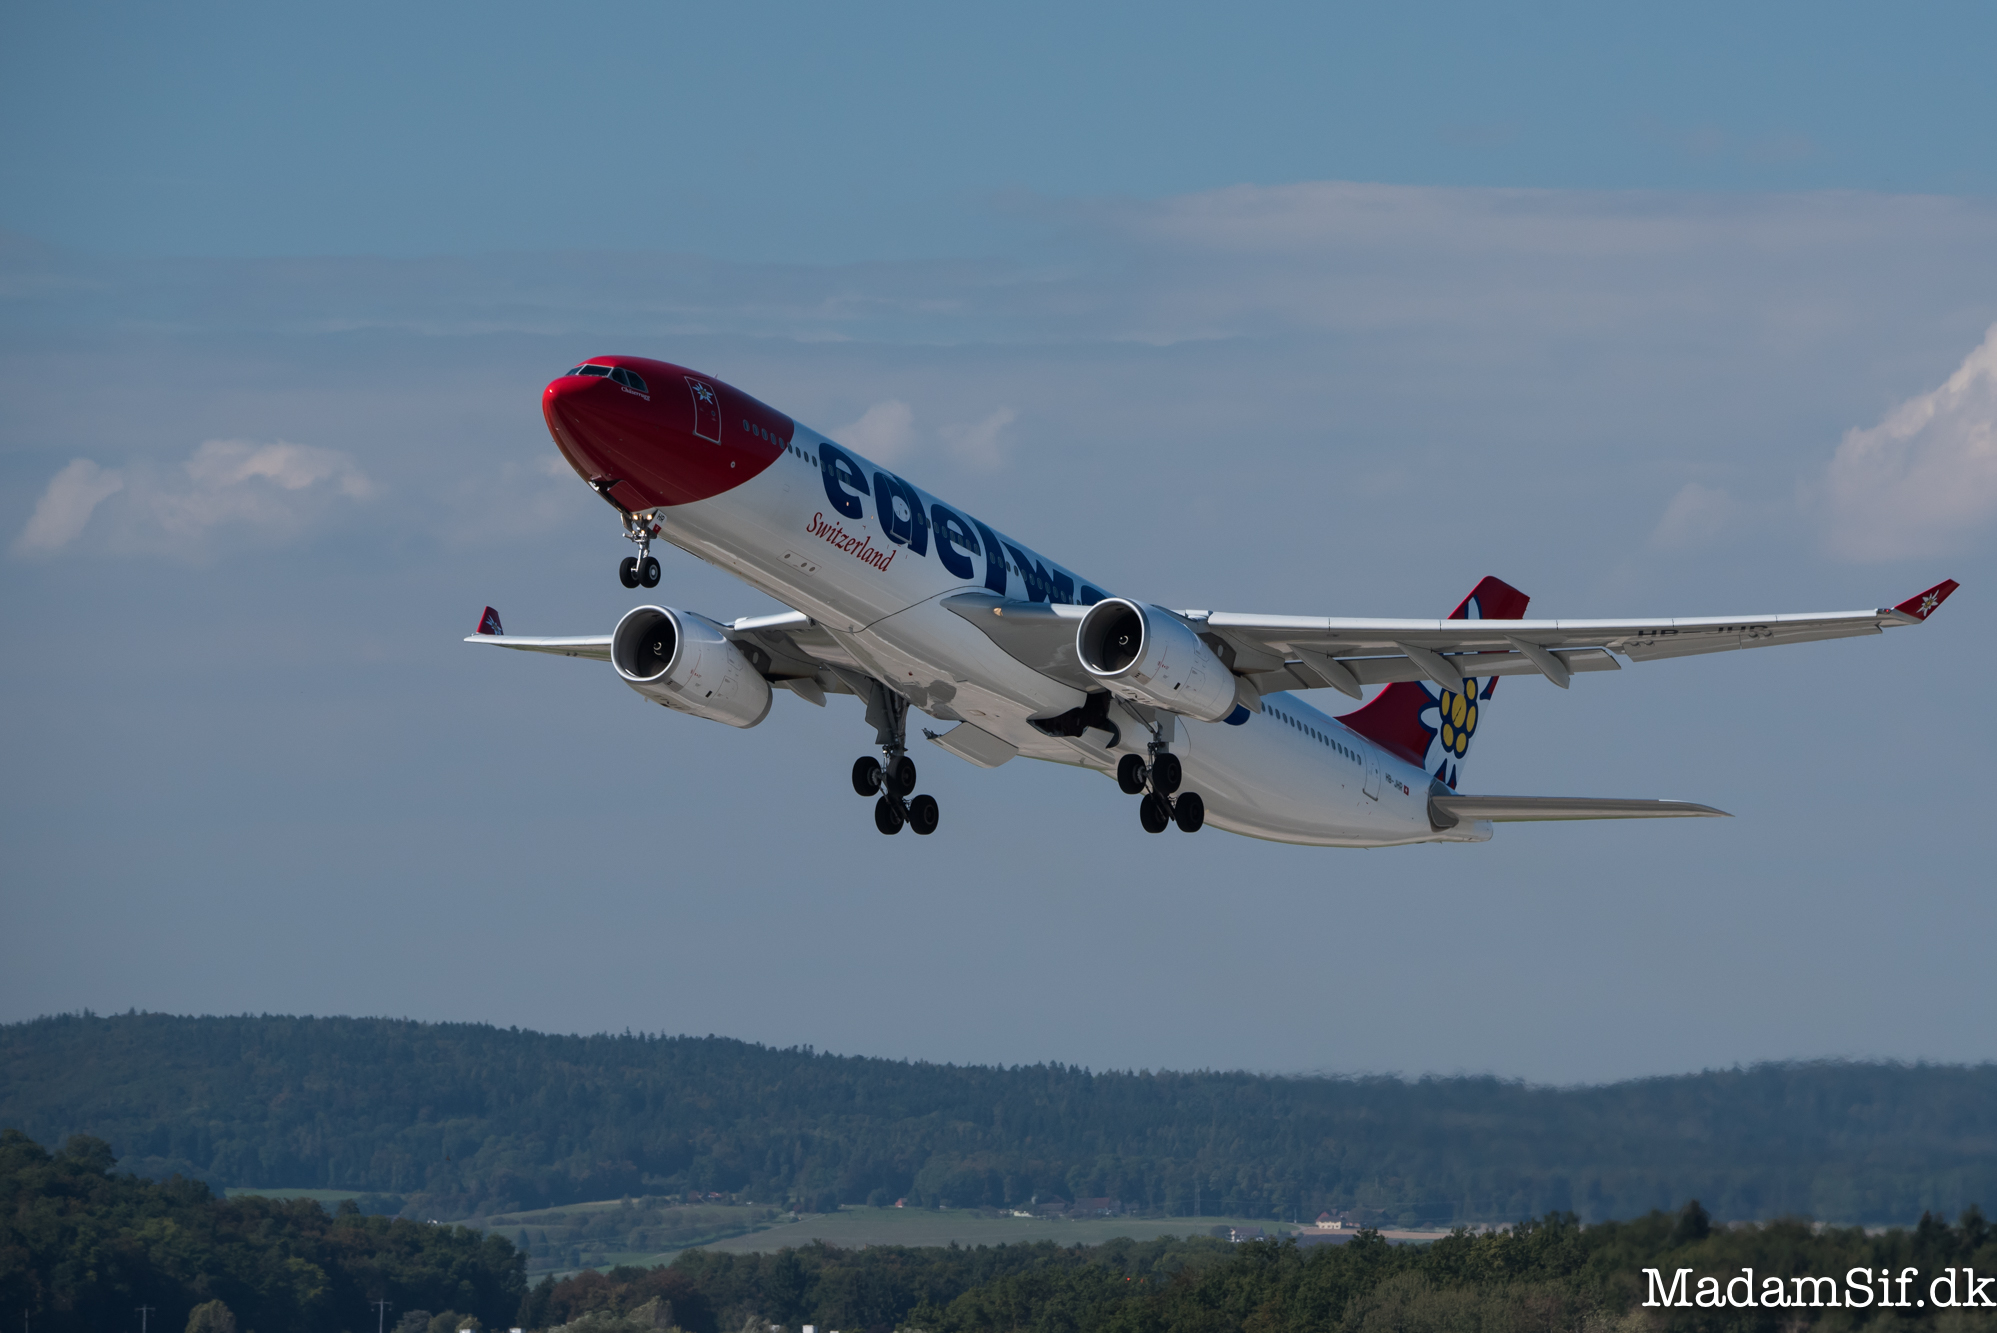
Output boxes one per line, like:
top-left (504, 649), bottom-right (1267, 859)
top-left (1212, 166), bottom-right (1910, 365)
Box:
top-left (660, 425), bottom-right (1479, 848)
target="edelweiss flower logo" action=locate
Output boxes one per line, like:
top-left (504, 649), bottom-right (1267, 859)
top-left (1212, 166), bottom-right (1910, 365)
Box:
top-left (1417, 676), bottom-right (1490, 786)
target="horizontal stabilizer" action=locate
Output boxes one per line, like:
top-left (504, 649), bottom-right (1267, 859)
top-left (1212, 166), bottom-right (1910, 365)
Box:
top-left (1429, 794), bottom-right (1730, 827)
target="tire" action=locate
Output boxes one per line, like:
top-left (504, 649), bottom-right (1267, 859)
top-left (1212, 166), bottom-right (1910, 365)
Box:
top-left (851, 756), bottom-right (883, 797)
top-left (1139, 794), bottom-right (1171, 834)
top-left (618, 556), bottom-right (640, 589)
top-left (1116, 754), bottom-right (1147, 795)
top-left (874, 795), bottom-right (905, 835)
top-left (908, 793), bottom-right (940, 835)
top-left (1173, 791), bottom-right (1205, 833)
top-left (886, 755), bottom-right (918, 798)
top-left (1152, 752), bottom-right (1182, 795)
top-left (640, 556), bottom-right (661, 588)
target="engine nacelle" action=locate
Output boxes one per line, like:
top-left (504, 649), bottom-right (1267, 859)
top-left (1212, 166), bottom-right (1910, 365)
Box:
top-left (1075, 597), bottom-right (1237, 723)
top-left (612, 605), bottom-right (772, 728)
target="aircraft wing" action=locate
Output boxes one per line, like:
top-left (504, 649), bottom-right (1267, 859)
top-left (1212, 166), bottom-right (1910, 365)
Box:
top-left (461, 606), bottom-right (862, 700)
top-left (1199, 578), bottom-right (1960, 699)
top-left (463, 633), bottom-right (613, 660)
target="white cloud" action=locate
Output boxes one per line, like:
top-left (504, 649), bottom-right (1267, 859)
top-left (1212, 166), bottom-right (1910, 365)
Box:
top-left (12, 440), bottom-right (373, 555)
top-left (1819, 322), bottom-right (1997, 560)
top-left (941, 407), bottom-right (1017, 470)
top-left (153, 440), bottom-right (373, 538)
top-left (1650, 482), bottom-right (1744, 551)
top-left (13, 459), bottom-right (125, 554)
top-left (833, 399), bottom-right (916, 462)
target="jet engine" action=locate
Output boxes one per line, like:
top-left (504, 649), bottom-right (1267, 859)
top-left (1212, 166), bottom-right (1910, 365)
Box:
top-left (1075, 597), bottom-right (1237, 722)
top-left (612, 605), bottom-right (772, 728)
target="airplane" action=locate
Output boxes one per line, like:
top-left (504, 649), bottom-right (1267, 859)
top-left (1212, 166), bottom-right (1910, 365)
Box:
top-left (466, 355), bottom-right (1959, 846)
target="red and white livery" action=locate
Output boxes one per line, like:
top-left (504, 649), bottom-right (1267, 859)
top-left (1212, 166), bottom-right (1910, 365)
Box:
top-left (466, 355), bottom-right (1960, 844)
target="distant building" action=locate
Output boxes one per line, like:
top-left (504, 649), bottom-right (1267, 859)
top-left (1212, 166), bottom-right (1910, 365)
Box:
top-left (1227, 1226), bottom-right (1266, 1243)
top-left (894, 1198), bottom-right (906, 1208)
top-left (1315, 1211), bottom-right (1344, 1229)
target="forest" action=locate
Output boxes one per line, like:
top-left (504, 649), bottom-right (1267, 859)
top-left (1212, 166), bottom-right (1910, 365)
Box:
top-left (526, 1208), bottom-right (1997, 1333)
top-left (0, 1130), bottom-right (524, 1333)
top-left (11, 1133), bottom-right (1994, 1333)
top-left (4, 1012), bottom-right (1994, 1226)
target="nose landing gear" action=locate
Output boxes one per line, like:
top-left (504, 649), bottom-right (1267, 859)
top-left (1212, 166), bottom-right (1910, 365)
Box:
top-left (604, 496), bottom-right (663, 588)
top-left (854, 684), bottom-right (940, 835)
top-left (1115, 743), bottom-right (1204, 834)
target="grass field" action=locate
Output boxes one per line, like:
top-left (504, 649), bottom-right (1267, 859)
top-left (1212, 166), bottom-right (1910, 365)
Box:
top-left (224, 1187), bottom-right (369, 1204)
top-left (694, 1207), bottom-right (1297, 1255)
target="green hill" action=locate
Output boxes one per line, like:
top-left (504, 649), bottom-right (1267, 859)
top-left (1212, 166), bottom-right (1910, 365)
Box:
top-left (3, 1012), bottom-right (1992, 1226)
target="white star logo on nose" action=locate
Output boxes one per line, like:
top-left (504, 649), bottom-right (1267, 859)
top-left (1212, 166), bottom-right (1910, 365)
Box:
top-left (694, 383), bottom-right (715, 404)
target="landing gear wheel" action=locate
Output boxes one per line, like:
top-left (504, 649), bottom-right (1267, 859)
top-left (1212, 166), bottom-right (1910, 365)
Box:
top-left (639, 556), bottom-right (661, 588)
top-left (885, 755), bottom-right (917, 799)
top-left (874, 795), bottom-right (905, 835)
top-left (1173, 791), bottom-right (1205, 833)
top-left (1151, 752), bottom-right (1182, 795)
top-left (618, 556), bottom-right (640, 589)
top-left (852, 756), bottom-right (884, 797)
top-left (908, 793), bottom-right (940, 835)
top-left (1139, 794), bottom-right (1172, 834)
top-left (1116, 754), bottom-right (1147, 795)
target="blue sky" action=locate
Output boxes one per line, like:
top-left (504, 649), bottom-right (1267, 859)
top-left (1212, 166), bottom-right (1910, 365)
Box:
top-left (3, 3), bottom-right (1995, 1086)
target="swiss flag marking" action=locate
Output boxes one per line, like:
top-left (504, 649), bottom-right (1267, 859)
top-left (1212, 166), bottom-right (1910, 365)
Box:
top-left (685, 377), bottom-right (722, 443)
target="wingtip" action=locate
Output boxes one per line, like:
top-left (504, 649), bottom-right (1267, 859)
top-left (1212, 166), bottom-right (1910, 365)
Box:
top-left (1892, 579), bottom-right (1959, 623)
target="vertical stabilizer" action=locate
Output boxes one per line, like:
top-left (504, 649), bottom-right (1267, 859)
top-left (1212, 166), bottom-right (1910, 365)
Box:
top-left (1339, 576), bottom-right (1529, 790)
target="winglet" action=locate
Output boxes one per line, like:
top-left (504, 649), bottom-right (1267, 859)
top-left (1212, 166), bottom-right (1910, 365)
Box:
top-left (1891, 579), bottom-right (1959, 623)
top-left (476, 606), bottom-right (504, 636)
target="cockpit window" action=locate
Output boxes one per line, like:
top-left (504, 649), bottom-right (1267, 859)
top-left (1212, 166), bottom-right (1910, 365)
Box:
top-left (610, 368), bottom-right (649, 392)
top-left (577, 364), bottom-right (612, 378)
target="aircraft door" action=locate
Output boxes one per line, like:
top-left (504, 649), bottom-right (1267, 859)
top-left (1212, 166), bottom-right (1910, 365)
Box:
top-left (1362, 750), bottom-right (1382, 800)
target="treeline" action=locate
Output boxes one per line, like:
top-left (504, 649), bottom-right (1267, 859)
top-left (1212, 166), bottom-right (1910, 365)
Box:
top-left (5, 1012), bottom-right (1996, 1224)
top-left (0, 1130), bottom-right (524, 1333)
top-left (530, 1208), bottom-right (1997, 1333)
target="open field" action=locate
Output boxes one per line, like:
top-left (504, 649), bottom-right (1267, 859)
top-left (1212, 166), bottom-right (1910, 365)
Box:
top-left (224, 1187), bottom-right (366, 1204)
top-left (694, 1207), bottom-right (1294, 1255)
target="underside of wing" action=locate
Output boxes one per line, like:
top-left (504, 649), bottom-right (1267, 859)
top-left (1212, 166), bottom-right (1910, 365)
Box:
top-left (462, 605), bottom-right (863, 700)
top-left (462, 633), bottom-right (613, 660)
top-left (1204, 577), bottom-right (1960, 698)
top-left (1429, 794), bottom-right (1730, 825)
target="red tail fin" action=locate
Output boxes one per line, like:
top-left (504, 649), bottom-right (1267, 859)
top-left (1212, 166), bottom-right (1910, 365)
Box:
top-left (1339, 577), bottom-right (1528, 789)
top-left (476, 606), bottom-right (504, 636)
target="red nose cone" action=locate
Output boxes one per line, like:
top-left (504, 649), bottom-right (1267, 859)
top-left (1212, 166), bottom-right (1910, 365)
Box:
top-left (542, 358), bottom-right (787, 509)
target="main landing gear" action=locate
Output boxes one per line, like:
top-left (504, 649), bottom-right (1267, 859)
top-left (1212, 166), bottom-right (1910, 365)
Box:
top-left (615, 506), bottom-right (663, 589)
top-left (1117, 749), bottom-right (1205, 834)
top-left (852, 686), bottom-right (940, 835)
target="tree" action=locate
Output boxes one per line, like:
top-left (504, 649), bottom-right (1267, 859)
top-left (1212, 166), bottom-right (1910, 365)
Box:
top-left (184, 1302), bottom-right (236, 1333)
